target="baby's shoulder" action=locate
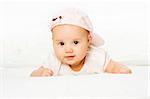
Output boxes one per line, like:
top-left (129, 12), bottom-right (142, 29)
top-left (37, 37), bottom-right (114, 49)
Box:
top-left (85, 47), bottom-right (108, 72)
top-left (89, 46), bottom-right (106, 55)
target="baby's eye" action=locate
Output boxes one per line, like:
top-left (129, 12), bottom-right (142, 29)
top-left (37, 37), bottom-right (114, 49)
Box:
top-left (59, 42), bottom-right (64, 46)
top-left (74, 41), bottom-right (79, 45)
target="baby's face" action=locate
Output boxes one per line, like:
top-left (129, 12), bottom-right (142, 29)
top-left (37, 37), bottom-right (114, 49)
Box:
top-left (52, 24), bottom-right (91, 67)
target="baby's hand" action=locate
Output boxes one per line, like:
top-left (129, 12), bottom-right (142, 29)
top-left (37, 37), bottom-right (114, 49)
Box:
top-left (114, 65), bottom-right (132, 74)
top-left (30, 66), bottom-right (53, 77)
top-left (105, 60), bottom-right (132, 74)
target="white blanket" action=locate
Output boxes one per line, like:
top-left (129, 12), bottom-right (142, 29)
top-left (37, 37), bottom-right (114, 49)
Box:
top-left (0, 66), bottom-right (149, 99)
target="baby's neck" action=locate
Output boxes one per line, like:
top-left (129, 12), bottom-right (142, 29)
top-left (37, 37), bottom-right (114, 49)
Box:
top-left (69, 58), bottom-right (85, 72)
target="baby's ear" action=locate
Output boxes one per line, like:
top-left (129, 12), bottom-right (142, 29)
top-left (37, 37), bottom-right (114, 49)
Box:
top-left (88, 34), bottom-right (92, 44)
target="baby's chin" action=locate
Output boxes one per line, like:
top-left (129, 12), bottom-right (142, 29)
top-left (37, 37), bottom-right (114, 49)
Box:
top-left (62, 59), bottom-right (78, 66)
top-left (63, 60), bottom-right (76, 65)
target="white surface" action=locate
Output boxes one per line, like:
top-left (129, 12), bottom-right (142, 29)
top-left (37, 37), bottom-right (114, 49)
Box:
top-left (1, 0), bottom-right (149, 68)
top-left (0, 66), bottom-right (149, 99)
top-left (1, 0), bottom-right (149, 98)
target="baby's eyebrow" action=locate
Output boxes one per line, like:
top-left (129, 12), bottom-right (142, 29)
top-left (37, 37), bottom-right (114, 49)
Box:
top-left (54, 38), bottom-right (82, 42)
top-left (73, 38), bottom-right (82, 41)
top-left (55, 40), bottom-right (63, 42)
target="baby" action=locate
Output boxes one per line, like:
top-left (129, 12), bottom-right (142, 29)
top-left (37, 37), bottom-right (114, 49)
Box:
top-left (31, 8), bottom-right (132, 76)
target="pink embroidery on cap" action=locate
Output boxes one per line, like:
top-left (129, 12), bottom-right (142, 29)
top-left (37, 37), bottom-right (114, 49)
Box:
top-left (52, 18), bottom-right (58, 21)
top-left (52, 16), bottom-right (62, 21)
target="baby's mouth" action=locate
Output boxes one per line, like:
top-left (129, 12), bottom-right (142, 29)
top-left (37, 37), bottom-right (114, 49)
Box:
top-left (65, 55), bottom-right (75, 60)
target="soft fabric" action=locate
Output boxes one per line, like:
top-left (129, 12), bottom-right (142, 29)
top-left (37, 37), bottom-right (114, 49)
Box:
top-left (43, 46), bottom-right (110, 76)
top-left (50, 8), bottom-right (104, 47)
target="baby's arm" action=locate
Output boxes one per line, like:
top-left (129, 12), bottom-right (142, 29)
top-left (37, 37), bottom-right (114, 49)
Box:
top-left (30, 66), bottom-right (53, 77)
top-left (104, 60), bottom-right (132, 74)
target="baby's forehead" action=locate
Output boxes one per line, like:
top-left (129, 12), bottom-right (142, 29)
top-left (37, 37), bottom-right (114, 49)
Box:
top-left (52, 24), bottom-right (89, 36)
top-left (53, 24), bottom-right (88, 31)
top-left (53, 33), bottom-right (86, 40)
top-left (52, 26), bottom-right (89, 41)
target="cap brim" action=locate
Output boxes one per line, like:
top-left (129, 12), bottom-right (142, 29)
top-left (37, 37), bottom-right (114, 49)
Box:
top-left (91, 33), bottom-right (105, 47)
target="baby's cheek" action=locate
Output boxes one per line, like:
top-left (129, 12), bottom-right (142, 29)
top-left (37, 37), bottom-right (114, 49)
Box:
top-left (76, 48), bottom-right (87, 58)
top-left (55, 50), bottom-right (64, 60)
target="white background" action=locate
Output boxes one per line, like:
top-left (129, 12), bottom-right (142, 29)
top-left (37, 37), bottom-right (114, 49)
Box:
top-left (0, 0), bottom-right (149, 68)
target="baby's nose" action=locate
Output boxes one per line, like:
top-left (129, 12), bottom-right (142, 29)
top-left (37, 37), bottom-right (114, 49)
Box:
top-left (65, 46), bottom-right (73, 53)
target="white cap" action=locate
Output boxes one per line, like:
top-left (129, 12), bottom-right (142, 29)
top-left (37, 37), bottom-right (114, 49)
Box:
top-left (50, 8), bottom-right (104, 47)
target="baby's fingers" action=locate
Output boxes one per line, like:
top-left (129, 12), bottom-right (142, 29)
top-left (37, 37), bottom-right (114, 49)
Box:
top-left (119, 67), bottom-right (132, 74)
top-left (42, 69), bottom-right (53, 76)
